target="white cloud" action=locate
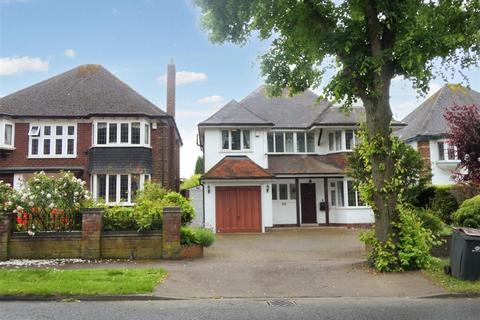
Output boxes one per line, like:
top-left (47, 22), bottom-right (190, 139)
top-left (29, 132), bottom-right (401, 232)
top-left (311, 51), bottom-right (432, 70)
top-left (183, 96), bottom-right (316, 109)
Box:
top-left (197, 95), bottom-right (224, 105)
top-left (0, 56), bottom-right (49, 76)
top-left (157, 71), bottom-right (207, 86)
top-left (64, 49), bottom-right (76, 59)
top-left (0, 0), bottom-right (29, 4)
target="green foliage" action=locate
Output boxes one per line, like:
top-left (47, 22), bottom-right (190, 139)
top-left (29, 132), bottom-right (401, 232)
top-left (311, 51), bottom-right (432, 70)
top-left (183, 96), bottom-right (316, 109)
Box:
top-left (163, 191), bottom-right (195, 225)
top-left (415, 208), bottom-right (445, 238)
top-left (0, 180), bottom-right (13, 218)
top-left (194, 156), bottom-right (204, 175)
top-left (452, 195), bottom-right (480, 228)
top-left (412, 185), bottom-right (437, 208)
top-left (180, 174), bottom-right (201, 190)
top-left (103, 206), bottom-right (138, 231)
top-left (181, 227), bottom-right (215, 247)
top-left (430, 187), bottom-right (459, 224)
top-left (359, 206), bottom-right (434, 272)
top-left (347, 127), bottom-right (429, 208)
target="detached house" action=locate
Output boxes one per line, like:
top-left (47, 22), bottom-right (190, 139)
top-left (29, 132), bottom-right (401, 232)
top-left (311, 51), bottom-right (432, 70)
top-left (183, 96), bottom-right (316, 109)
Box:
top-left (398, 84), bottom-right (480, 185)
top-left (198, 87), bottom-right (403, 233)
top-left (0, 63), bottom-right (181, 204)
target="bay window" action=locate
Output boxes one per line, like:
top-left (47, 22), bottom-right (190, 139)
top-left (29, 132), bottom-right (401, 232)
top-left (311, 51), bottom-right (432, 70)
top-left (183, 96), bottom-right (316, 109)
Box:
top-left (93, 173), bottom-right (151, 204)
top-left (437, 141), bottom-right (458, 161)
top-left (221, 129), bottom-right (251, 151)
top-left (328, 129), bottom-right (357, 152)
top-left (267, 131), bottom-right (315, 153)
top-left (329, 179), bottom-right (366, 208)
top-left (94, 120), bottom-right (150, 147)
top-left (28, 123), bottom-right (76, 158)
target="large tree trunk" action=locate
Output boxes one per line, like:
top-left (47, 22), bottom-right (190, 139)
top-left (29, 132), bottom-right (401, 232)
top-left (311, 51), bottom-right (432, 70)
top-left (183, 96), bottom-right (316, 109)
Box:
top-left (362, 84), bottom-right (398, 244)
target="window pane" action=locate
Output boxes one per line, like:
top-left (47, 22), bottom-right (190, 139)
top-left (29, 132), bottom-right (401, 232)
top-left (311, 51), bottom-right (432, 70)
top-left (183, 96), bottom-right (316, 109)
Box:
top-left (131, 122), bottom-right (140, 144)
top-left (144, 174), bottom-right (151, 183)
top-left (97, 123), bottom-right (107, 144)
top-left (67, 139), bottom-right (74, 155)
top-left (29, 126), bottom-right (40, 136)
top-left (296, 132), bottom-right (306, 152)
top-left (120, 123), bottom-right (129, 143)
top-left (97, 175), bottom-right (106, 200)
top-left (347, 181), bottom-right (356, 206)
top-left (120, 175), bottom-right (129, 201)
top-left (44, 126), bottom-right (51, 136)
top-left (31, 139), bottom-right (39, 155)
top-left (337, 181), bottom-right (344, 206)
top-left (447, 145), bottom-right (456, 160)
top-left (231, 130), bottom-right (241, 150)
top-left (275, 132), bottom-right (284, 152)
top-left (307, 132), bottom-right (315, 152)
top-left (329, 133), bottom-right (334, 151)
top-left (279, 184), bottom-right (288, 200)
top-left (131, 174), bottom-right (140, 200)
top-left (108, 175), bottom-right (117, 203)
top-left (289, 184), bottom-right (297, 200)
top-left (285, 132), bottom-right (294, 152)
top-left (272, 184), bottom-right (277, 200)
top-left (243, 130), bottom-right (250, 149)
top-left (267, 133), bottom-right (274, 152)
top-left (335, 131), bottom-right (342, 150)
top-left (55, 139), bottom-right (62, 155)
top-left (43, 139), bottom-right (51, 155)
top-left (345, 130), bottom-right (354, 150)
top-left (56, 126), bottom-right (63, 135)
top-left (438, 142), bottom-right (445, 160)
top-left (68, 126), bottom-right (75, 135)
top-left (4, 124), bottom-right (12, 145)
top-left (109, 123), bottom-right (117, 143)
top-left (221, 130), bottom-right (229, 149)
top-left (330, 189), bottom-right (336, 206)
top-left (144, 124), bottom-right (150, 144)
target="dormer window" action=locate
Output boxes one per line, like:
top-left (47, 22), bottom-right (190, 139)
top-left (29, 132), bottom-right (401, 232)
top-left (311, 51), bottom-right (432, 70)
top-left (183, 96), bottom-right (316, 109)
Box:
top-left (221, 129), bottom-right (250, 151)
top-left (93, 120), bottom-right (151, 147)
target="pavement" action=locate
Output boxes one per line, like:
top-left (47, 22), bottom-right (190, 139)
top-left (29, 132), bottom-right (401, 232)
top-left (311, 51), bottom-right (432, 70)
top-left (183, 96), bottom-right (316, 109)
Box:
top-left (152, 228), bottom-right (444, 298)
top-left (1, 297), bottom-right (479, 320)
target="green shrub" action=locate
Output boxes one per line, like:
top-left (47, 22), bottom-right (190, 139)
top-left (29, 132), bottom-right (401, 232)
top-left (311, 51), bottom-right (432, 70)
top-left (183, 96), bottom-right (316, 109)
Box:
top-left (163, 191), bottom-right (195, 225)
top-left (449, 183), bottom-right (480, 204)
top-left (181, 227), bottom-right (215, 247)
top-left (180, 174), bottom-right (201, 190)
top-left (0, 180), bottom-right (13, 218)
top-left (415, 207), bottom-right (445, 237)
top-left (430, 186), bottom-right (459, 224)
top-left (452, 195), bottom-right (480, 228)
top-left (103, 206), bottom-right (138, 231)
top-left (413, 185), bottom-right (437, 208)
top-left (359, 206), bottom-right (434, 272)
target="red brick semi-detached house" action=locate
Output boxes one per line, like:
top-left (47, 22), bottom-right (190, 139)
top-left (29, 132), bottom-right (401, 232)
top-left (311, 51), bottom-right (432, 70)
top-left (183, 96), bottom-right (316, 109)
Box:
top-left (0, 63), bottom-right (181, 204)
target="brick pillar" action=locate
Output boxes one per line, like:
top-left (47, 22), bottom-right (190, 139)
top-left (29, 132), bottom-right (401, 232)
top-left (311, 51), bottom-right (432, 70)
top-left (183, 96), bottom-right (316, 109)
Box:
top-left (417, 140), bottom-right (432, 182)
top-left (81, 208), bottom-right (103, 259)
top-left (0, 213), bottom-right (13, 261)
top-left (162, 206), bottom-right (181, 259)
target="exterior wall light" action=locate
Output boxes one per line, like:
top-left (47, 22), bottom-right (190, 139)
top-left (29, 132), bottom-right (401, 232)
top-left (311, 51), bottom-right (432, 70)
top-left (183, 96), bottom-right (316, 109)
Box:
top-left (207, 185), bottom-right (211, 194)
top-left (266, 184), bottom-right (269, 193)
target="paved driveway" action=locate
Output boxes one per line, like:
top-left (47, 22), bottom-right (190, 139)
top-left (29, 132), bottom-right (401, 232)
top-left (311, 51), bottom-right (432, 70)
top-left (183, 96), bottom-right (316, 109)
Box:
top-left (155, 228), bottom-right (444, 298)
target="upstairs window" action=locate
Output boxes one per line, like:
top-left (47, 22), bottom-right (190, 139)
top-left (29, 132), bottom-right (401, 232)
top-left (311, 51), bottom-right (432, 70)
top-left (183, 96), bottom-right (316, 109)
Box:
top-left (28, 123), bottom-right (76, 158)
top-left (0, 120), bottom-right (15, 149)
top-left (438, 141), bottom-right (458, 161)
top-left (4, 124), bottom-right (13, 146)
top-left (94, 120), bottom-right (151, 147)
top-left (267, 131), bottom-right (315, 153)
top-left (328, 129), bottom-right (357, 152)
top-left (221, 129), bottom-right (251, 151)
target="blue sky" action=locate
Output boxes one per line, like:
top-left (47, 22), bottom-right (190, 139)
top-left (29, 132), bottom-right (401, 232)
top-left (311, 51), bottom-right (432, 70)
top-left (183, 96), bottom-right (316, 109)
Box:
top-left (1, 0), bottom-right (479, 178)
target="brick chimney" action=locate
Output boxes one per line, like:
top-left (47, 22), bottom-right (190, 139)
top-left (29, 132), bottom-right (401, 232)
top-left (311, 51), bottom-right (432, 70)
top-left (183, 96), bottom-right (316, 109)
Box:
top-left (166, 59), bottom-right (176, 117)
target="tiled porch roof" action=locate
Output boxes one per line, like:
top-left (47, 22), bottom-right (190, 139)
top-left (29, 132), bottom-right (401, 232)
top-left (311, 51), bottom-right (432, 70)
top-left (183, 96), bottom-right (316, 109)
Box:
top-left (268, 154), bottom-right (347, 175)
top-left (203, 156), bottom-right (274, 180)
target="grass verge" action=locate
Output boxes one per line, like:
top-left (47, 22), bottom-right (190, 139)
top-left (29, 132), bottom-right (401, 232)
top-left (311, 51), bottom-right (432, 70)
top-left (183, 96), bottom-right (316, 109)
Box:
top-left (423, 259), bottom-right (480, 294)
top-left (0, 268), bottom-right (167, 296)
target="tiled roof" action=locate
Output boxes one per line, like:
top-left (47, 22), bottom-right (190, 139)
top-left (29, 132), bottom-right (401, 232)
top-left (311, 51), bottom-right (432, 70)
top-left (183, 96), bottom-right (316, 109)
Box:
top-left (203, 156), bottom-right (273, 180)
top-left (199, 100), bottom-right (272, 126)
top-left (397, 84), bottom-right (480, 142)
top-left (268, 154), bottom-right (347, 175)
top-left (0, 64), bottom-right (168, 118)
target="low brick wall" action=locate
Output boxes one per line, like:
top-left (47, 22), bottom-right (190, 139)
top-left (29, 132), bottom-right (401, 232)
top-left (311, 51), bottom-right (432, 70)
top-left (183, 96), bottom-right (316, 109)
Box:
top-left (9, 232), bottom-right (82, 259)
top-left (0, 206), bottom-right (201, 261)
top-left (101, 231), bottom-right (163, 259)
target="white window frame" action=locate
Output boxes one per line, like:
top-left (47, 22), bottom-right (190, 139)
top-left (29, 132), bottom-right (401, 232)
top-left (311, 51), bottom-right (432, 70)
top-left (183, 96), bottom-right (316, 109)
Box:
top-left (0, 120), bottom-right (15, 149)
top-left (93, 119), bottom-right (151, 147)
top-left (28, 123), bottom-right (77, 158)
top-left (329, 178), bottom-right (368, 208)
top-left (267, 131), bottom-right (315, 154)
top-left (220, 129), bottom-right (251, 151)
top-left (91, 173), bottom-right (151, 205)
top-left (271, 183), bottom-right (297, 201)
top-left (437, 140), bottom-right (459, 162)
top-left (328, 129), bottom-right (357, 153)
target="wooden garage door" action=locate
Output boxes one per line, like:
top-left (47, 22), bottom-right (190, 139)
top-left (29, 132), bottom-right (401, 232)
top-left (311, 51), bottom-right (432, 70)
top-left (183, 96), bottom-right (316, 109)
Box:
top-left (215, 186), bottom-right (262, 233)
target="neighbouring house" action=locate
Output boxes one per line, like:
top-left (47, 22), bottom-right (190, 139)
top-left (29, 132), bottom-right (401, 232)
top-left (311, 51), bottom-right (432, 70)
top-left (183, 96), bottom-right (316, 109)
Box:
top-left (0, 63), bottom-right (181, 204)
top-left (397, 84), bottom-right (480, 185)
top-left (197, 86), bottom-right (404, 233)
